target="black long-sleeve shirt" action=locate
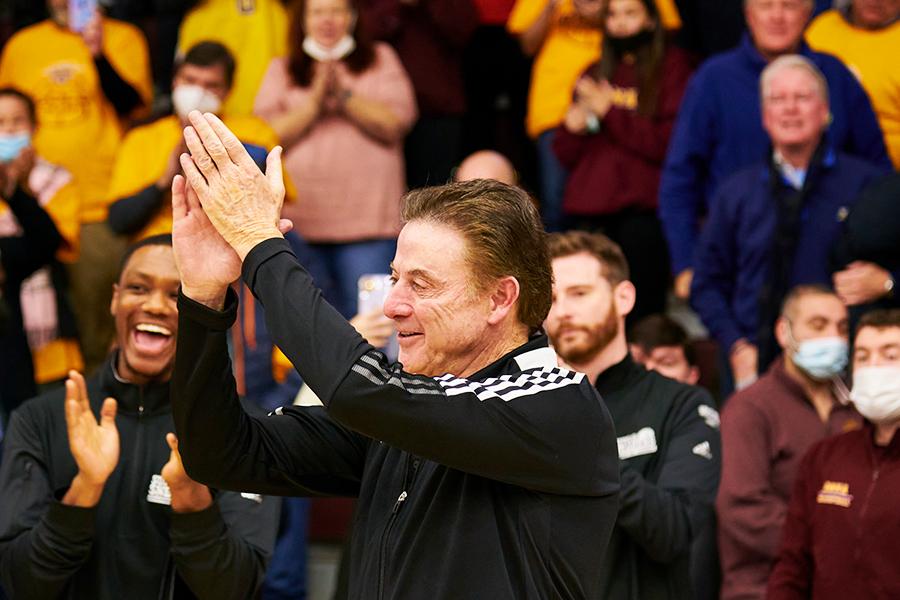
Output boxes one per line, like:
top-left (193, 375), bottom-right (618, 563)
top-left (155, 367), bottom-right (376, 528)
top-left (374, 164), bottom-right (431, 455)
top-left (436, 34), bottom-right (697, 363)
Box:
top-left (0, 355), bottom-right (280, 599)
top-left (94, 54), bottom-right (143, 117)
top-left (594, 355), bottom-right (722, 599)
top-left (172, 237), bottom-right (621, 599)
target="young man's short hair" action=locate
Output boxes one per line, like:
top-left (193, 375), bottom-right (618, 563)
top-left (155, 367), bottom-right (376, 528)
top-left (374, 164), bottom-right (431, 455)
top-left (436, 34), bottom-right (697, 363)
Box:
top-left (178, 41), bottom-right (237, 89)
top-left (628, 314), bottom-right (697, 366)
top-left (857, 308), bottom-right (900, 332)
top-left (116, 234), bottom-right (173, 282)
top-left (546, 230), bottom-right (630, 286)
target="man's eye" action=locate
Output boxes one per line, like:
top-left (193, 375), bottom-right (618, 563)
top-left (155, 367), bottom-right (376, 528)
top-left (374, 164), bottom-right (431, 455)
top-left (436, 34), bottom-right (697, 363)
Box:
top-left (128, 284), bottom-right (147, 293)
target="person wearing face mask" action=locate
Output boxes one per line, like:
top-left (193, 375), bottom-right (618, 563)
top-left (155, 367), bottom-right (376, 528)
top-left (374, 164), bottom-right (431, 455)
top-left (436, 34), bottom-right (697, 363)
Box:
top-left (0, 1), bottom-right (153, 378)
top-left (254, 0), bottom-right (417, 319)
top-left (767, 307), bottom-right (900, 600)
top-left (716, 285), bottom-right (862, 600)
top-left (106, 42), bottom-right (284, 242)
top-left (0, 87), bottom-right (83, 424)
top-left (553, 0), bottom-right (692, 324)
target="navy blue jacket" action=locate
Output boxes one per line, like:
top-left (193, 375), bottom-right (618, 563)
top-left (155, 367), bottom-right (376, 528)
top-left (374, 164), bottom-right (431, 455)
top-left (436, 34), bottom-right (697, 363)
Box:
top-left (659, 33), bottom-right (891, 273)
top-left (690, 150), bottom-right (883, 354)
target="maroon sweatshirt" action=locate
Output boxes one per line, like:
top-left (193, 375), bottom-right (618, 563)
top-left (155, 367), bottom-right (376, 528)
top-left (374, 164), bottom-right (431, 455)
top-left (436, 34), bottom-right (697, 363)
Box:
top-left (364, 0), bottom-right (478, 117)
top-left (552, 45), bottom-right (693, 217)
top-left (767, 422), bottom-right (900, 600)
top-left (717, 360), bottom-right (861, 600)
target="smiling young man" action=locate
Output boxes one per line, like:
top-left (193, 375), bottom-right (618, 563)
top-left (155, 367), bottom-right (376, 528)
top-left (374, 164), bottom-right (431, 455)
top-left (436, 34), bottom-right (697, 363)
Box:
top-left (0, 235), bottom-right (279, 599)
top-left (167, 111), bottom-right (620, 599)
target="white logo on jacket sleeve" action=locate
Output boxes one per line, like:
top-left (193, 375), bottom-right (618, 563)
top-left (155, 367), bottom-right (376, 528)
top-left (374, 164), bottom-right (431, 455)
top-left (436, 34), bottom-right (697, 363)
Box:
top-left (147, 474), bottom-right (172, 505)
top-left (241, 492), bottom-right (263, 504)
top-left (692, 441), bottom-right (713, 460)
top-left (617, 427), bottom-right (658, 459)
top-left (698, 405), bottom-right (720, 429)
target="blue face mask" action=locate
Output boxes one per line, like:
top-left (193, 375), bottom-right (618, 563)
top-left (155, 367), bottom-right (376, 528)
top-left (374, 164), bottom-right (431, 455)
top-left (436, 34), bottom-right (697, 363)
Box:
top-left (0, 132), bottom-right (30, 162)
top-left (791, 336), bottom-right (848, 380)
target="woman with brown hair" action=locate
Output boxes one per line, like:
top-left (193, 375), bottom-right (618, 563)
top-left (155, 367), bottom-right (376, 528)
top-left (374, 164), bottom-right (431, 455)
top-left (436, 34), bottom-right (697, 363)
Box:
top-left (553, 0), bottom-right (692, 322)
top-left (254, 0), bottom-right (417, 318)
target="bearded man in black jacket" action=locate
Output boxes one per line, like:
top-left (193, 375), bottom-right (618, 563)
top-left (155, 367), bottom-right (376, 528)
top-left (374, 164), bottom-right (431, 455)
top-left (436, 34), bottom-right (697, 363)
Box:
top-left (545, 230), bottom-right (721, 600)
top-left (0, 234), bottom-right (279, 599)
top-left (167, 111), bottom-right (620, 599)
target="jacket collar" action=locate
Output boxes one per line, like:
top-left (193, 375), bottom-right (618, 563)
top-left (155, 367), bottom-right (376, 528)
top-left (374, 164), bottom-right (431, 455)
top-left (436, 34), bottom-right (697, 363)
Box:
top-left (593, 353), bottom-right (644, 397)
top-left (97, 352), bottom-right (172, 417)
top-left (769, 357), bottom-right (852, 414)
top-left (739, 32), bottom-right (814, 71)
top-left (467, 334), bottom-right (559, 380)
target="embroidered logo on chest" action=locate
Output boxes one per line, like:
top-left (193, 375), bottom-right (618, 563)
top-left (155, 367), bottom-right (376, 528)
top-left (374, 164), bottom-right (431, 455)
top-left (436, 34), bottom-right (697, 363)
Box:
top-left (617, 427), bottom-right (658, 460)
top-left (816, 480), bottom-right (853, 508)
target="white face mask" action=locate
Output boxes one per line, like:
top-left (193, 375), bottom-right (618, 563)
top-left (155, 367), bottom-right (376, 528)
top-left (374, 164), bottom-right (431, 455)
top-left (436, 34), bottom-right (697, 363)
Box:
top-left (172, 84), bottom-right (222, 119)
top-left (850, 366), bottom-right (900, 424)
top-left (302, 35), bottom-right (356, 62)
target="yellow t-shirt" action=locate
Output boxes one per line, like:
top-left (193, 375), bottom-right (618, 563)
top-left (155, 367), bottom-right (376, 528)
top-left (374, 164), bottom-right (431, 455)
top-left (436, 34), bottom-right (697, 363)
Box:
top-left (178, 0), bottom-right (289, 116)
top-left (508, 0), bottom-right (680, 138)
top-left (107, 113), bottom-right (290, 240)
top-left (806, 10), bottom-right (900, 169)
top-left (0, 19), bottom-right (152, 224)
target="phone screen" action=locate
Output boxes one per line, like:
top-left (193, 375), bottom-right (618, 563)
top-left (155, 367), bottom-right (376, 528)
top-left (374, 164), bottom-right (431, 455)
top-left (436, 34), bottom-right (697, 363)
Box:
top-left (358, 274), bottom-right (398, 361)
top-left (68, 0), bottom-right (97, 33)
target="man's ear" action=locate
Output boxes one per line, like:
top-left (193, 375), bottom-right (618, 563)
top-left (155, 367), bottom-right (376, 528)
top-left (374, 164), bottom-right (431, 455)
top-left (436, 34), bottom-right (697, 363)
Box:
top-left (487, 276), bottom-right (521, 326)
top-left (686, 366), bottom-right (701, 386)
top-left (110, 283), bottom-right (120, 318)
top-left (775, 316), bottom-right (791, 350)
top-left (613, 280), bottom-right (636, 319)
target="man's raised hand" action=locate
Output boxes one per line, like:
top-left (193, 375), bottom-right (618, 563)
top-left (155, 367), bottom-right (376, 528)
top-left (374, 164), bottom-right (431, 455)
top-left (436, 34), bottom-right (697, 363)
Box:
top-left (62, 371), bottom-right (119, 507)
top-left (179, 111), bottom-right (286, 260)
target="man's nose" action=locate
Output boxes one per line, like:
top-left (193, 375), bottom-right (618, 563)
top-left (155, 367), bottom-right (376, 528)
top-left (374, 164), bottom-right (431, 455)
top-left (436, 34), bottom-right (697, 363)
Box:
top-left (143, 289), bottom-right (172, 314)
top-left (383, 284), bottom-right (412, 319)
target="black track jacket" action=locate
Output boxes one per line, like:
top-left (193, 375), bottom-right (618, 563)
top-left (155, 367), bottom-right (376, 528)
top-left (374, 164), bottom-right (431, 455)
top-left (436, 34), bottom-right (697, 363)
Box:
top-left (172, 238), bottom-right (621, 599)
top-left (0, 356), bottom-right (280, 599)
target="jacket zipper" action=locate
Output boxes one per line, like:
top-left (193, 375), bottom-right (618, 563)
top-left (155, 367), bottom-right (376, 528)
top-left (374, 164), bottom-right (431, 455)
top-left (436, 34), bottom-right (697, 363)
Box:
top-left (852, 458), bottom-right (880, 563)
top-left (377, 454), bottom-right (420, 600)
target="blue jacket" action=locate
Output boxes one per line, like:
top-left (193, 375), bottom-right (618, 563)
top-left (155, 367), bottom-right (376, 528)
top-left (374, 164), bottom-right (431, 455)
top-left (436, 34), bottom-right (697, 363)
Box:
top-left (659, 34), bottom-right (891, 273)
top-left (690, 150), bottom-right (883, 354)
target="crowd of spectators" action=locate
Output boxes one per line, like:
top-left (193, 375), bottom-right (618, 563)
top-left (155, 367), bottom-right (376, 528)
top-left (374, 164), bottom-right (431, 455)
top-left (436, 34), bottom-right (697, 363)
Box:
top-left (0, 0), bottom-right (899, 598)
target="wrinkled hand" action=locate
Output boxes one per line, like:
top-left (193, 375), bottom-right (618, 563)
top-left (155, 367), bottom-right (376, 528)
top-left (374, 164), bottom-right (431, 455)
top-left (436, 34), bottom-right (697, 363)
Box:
top-left (161, 433), bottom-right (212, 513)
top-left (576, 77), bottom-right (613, 119)
top-left (81, 12), bottom-right (103, 56)
top-left (350, 308), bottom-right (395, 348)
top-left (180, 111), bottom-right (286, 261)
top-left (833, 261), bottom-right (892, 306)
top-left (63, 371), bottom-right (119, 492)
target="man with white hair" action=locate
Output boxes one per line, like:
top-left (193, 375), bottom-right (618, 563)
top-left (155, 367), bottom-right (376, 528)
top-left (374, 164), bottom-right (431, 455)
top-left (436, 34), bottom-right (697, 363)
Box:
top-left (658, 0), bottom-right (890, 302)
top-left (691, 55), bottom-right (886, 390)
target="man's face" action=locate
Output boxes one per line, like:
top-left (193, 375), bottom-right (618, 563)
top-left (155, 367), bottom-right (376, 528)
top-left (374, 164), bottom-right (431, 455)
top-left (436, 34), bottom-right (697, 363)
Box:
top-left (173, 63), bottom-right (230, 104)
top-left (545, 253), bottom-right (619, 365)
top-left (746, 0), bottom-right (811, 57)
top-left (762, 67), bottom-right (829, 151)
top-left (853, 326), bottom-right (900, 369)
top-left (631, 344), bottom-right (699, 385)
top-left (110, 245), bottom-right (180, 385)
top-left (852, 0), bottom-right (900, 29)
top-left (778, 293), bottom-right (848, 351)
top-left (384, 221), bottom-right (496, 377)
top-left (0, 96), bottom-right (34, 137)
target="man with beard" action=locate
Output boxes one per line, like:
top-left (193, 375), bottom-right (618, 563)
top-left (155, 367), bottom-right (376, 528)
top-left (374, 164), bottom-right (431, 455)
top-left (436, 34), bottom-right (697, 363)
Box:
top-left (545, 230), bottom-right (721, 599)
top-left (0, 235), bottom-right (279, 599)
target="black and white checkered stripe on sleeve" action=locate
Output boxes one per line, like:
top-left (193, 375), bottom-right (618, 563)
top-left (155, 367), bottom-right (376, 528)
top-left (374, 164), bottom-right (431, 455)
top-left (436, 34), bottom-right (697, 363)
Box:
top-left (435, 368), bottom-right (585, 402)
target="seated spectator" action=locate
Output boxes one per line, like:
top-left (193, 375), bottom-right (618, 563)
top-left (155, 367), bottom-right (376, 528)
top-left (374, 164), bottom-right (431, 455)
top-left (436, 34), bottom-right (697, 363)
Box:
top-left (691, 55), bottom-right (885, 389)
top-left (629, 313), bottom-right (700, 385)
top-left (178, 0), bottom-right (290, 116)
top-left (553, 0), bottom-right (692, 321)
top-left (659, 0), bottom-right (890, 302)
top-left (454, 149), bottom-right (518, 185)
top-left (507, 0), bottom-right (681, 231)
top-left (833, 173), bottom-right (900, 324)
top-left (0, 235), bottom-right (279, 598)
top-left (545, 230), bottom-right (720, 600)
top-left (0, 89), bottom-right (68, 419)
top-left (807, 0), bottom-right (900, 168)
top-left (106, 41), bottom-right (282, 241)
top-left (767, 308), bottom-right (900, 600)
top-left (254, 0), bottom-right (417, 318)
top-left (365, 0), bottom-right (479, 188)
top-left (717, 285), bottom-right (862, 600)
top-left (0, 0), bottom-right (153, 375)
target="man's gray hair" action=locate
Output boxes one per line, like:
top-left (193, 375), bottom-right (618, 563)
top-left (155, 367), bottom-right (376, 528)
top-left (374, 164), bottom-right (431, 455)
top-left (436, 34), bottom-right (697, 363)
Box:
top-left (760, 54), bottom-right (830, 108)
